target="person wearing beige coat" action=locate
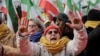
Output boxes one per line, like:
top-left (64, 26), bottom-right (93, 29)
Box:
top-left (0, 23), bottom-right (22, 56)
top-left (17, 15), bottom-right (88, 56)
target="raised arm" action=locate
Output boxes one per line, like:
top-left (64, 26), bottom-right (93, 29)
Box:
top-left (66, 11), bottom-right (88, 55)
top-left (16, 18), bottom-right (40, 56)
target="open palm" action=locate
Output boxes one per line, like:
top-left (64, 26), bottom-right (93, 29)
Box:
top-left (18, 17), bottom-right (30, 37)
top-left (67, 11), bottom-right (83, 30)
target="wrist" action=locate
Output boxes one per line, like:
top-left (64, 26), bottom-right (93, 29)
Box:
top-left (75, 26), bottom-right (83, 31)
top-left (18, 33), bottom-right (25, 37)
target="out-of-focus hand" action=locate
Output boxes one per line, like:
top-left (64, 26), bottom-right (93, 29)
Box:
top-left (66, 11), bottom-right (83, 30)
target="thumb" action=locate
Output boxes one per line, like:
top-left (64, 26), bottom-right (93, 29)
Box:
top-left (27, 29), bottom-right (34, 35)
top-left (66, 23), bottom-right (73, 29)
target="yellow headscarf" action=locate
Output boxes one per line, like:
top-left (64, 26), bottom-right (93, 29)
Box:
top-left (40, 36), bottom-right (70, 54)
top-left (0, 24), bottom-right (9, 39)
top-left (85, 21), bottom-right (100, 28)
top-left (0, 24), bottom-right (22, 56)
top-left (0, 24), bottom-right (16, 47)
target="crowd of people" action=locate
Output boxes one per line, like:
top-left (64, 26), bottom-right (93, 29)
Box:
top-left (0, 8), bottom-right (100, 56)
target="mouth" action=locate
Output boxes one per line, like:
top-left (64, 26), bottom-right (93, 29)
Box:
top-left (50, 38), bottom-right (57, 40)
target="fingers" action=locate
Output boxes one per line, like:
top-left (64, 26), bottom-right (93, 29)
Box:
top-left (66, 23), bottom-right (73, 29)
top-left (21, 17), bottom-right (25, 25)
top-left (67, 10), bottom-right (84, 30)
top-left (68, 11), bottom-right (83, 24)
top-left (28, 28), bottom-right (34, 35)
top-left (18, 17), bottom-right (21, 26)
top-left (66, 17), bottom-right (83, 30)
top-left (18, 17), bottom-right (29, 33)
top-left (23, 17), bottom-right (27, 25)
top-left (24, 17), bottom-right (29, 32)
top-left (76, 11), bottom-right (82, 19)
top-left (68, 11), bottom-right (82, 20)
top-left (21, 17), bottom-right (28, 26)
top-left (68, 11), bottom-right (75, 20)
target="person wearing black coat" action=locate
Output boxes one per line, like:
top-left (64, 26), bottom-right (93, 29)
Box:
top-left (85, 9), bottom-right (100, 56)
top-left (85, 9), bottom-right (100, 34)
top-left (52, 13), bottom-right (74, 40)
top-left (86, 25), bottom-right (100, 56)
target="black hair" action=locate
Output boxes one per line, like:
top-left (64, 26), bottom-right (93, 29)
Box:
top-left (53, 13), bottom-right (69, 23)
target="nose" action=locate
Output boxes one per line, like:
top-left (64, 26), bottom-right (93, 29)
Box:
top-left (51, 32), bottom-right (55, 35)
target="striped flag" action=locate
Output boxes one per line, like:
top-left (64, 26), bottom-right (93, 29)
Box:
top-left (64, 0), bottom-right (73, 14)
top-left (1, 0), bottom-right (18, 32)
top-left (39, 0), bottom-right (59, 20)
top-left (1, 0), bottom-right (7, 15)
top-left (21, 0), bottom-right (44, 22)
top-left (21, 0), bottom-right (38, 18)
top-left (64, 0), bottom-right (83, 19)
top-left (56, 0), bottom-right (64, 13)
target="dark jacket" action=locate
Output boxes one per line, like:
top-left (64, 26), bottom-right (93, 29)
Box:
top-left (86, 26), bottom-right (100, 56)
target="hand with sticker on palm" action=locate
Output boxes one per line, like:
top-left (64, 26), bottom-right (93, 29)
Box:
top-left (18, 17), bottom-right (33, 37)
top-left (67, 11), bottom-right (83, 30)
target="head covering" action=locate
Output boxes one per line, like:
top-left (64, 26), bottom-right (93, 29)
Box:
top-left (53, 13), bottom-right (69, 23)
top-left (0, 23), bottom-right (16, 47)
top-left (44, 25), bottom-right (62, 36)
top-left (44, 20), bottom-right (51, 27)
top-left (85, 9), bottom-right (100, 28)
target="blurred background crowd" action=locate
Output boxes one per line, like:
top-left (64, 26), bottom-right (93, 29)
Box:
top-left (0, 0), bottom-right (100, 56)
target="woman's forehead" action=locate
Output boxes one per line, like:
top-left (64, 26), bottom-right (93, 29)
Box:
top-left (48, 29), bottom-right (57, 31)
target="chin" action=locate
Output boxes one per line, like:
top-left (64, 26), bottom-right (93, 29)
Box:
top-left (30, 32), bottom-right (34, 34)
top-left (51, 41), bottom-right (56, 44)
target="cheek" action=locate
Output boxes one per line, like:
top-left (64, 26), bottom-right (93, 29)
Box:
top-left (45, 34), bottom-right (51, 41)
top-left (33, 26), bottom-right (39, 30)
top-left (55, 22), bottom-right (59, 25)
top-left (60, 22), bottom-right (63, 26)
top-left (28, 27), bottom-right (31, 31)
top-left (56, 34), bottom-right (60, 39)
top-left (56, 22), bottom-right (62, 27)
top-left (28, 27), bottom-right (33, 31)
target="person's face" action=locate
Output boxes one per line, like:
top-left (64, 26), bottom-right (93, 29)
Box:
top-left (54, 18), bottom-right (66, 32)
top-left (54, 18), bottom-right (64, 28)
top-left (45, 29), bottom-right (60, 44)
top-left (28, 21), bottom-right (40, 34)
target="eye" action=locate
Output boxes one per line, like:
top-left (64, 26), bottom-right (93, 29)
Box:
top-left (28, 25), bottom-right (37, 28)
top-left (47, 31), bottom-right (58, 34)
top-left (54, 31), bottom-right (58, 34)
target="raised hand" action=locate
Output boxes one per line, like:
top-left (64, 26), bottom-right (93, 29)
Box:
top-left (18, 17), bottom-right (29, 37)
top-left (66, 11), bottom-right (83, 30)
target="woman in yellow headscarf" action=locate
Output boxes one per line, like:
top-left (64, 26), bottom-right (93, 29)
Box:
top-left (17, 12), bottom-right (88, 56)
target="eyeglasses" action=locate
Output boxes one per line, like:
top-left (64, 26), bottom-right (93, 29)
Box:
top-left (28, 25), bottom-right (37, 28)
top-left (47, 31), bottom-right (58, 34)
